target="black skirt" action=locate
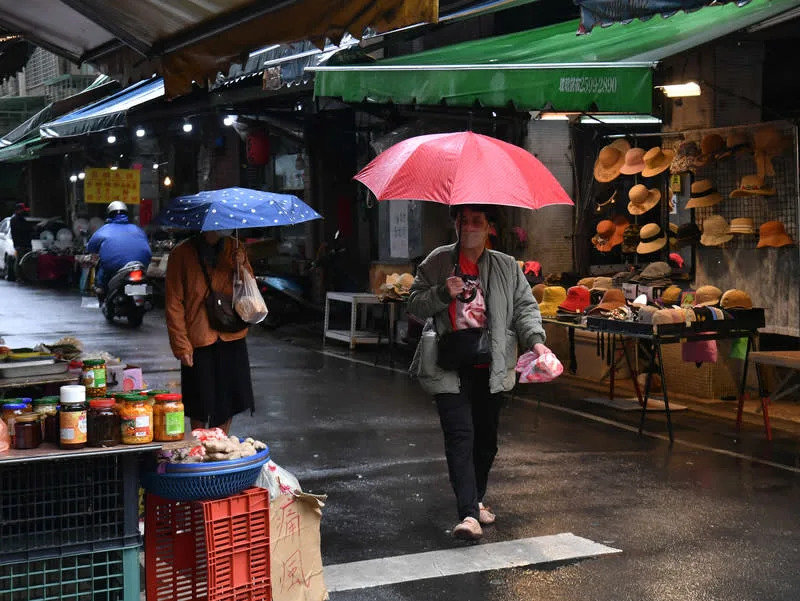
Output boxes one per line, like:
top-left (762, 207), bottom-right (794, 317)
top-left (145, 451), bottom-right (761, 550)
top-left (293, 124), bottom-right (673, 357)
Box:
top-left (181, 337), bottom-right (255, 427)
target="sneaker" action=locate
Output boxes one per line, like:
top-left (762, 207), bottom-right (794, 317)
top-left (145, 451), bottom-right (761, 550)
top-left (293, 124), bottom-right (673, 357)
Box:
top-left (478, 503), bottom-right (496, 525)
top-left (452, 517), bottom-right (482, 541)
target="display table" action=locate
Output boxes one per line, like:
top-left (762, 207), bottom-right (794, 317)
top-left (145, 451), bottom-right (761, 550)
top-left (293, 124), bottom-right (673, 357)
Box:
top-left (324, 292), bottom-right (396, 350)
top-left (586, 309), bottom-right (766, 443)
top-left (0, 373), bottom-right (78, 391)
top-left (743, 350), bottom-right (800, 440)
top-left (0, 442), bottom-right (161, 600)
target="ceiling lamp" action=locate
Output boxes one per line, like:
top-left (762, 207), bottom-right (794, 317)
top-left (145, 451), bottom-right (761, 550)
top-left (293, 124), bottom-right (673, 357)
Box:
top-left (182, 121), bottom-right (193, 133)
top-left (656, 82), bottom-right (701, 98)
top-left (107, 134), bottom-right (117, 144)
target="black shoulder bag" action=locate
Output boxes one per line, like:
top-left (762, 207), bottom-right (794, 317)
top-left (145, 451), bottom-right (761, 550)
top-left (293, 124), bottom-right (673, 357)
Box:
top-left (194, 240), bottom-right (247, 333)
top-left (436, 254), bottom-right (492, 371)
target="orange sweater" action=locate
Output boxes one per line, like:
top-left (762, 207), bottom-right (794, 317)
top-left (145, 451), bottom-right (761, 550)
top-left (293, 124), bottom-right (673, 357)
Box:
top-left (165, 236), bottom-right (254, 358)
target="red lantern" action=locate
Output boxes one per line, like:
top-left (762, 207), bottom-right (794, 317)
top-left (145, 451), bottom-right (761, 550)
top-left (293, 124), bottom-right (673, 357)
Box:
top-left (246, 131), bottom-right (270, 165)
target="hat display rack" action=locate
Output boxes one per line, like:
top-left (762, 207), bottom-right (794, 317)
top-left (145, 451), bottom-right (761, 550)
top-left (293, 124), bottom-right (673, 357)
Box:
top-left (672, 121), bottom-right (798, 251)
top-left (590, 132), bottom-right (679, 272)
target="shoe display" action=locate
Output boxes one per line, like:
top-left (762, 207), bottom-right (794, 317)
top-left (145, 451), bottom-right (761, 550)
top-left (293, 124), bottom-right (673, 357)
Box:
top-left (452, 516), bottom-right (483, 541)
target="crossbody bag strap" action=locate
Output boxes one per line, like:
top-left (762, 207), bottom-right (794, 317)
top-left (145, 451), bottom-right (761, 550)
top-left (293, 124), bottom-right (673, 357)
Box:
top-left (192, 237), bottom-right (215, 294)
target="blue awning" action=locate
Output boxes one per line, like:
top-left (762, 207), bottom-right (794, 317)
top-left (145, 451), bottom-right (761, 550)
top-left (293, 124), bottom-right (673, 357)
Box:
top-left (39, 77), bottom-right (164, 138)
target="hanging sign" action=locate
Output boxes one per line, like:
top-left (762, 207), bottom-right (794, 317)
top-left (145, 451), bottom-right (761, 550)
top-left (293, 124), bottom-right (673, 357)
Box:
top-left (84, 168), bottom-right (141, 205)
top-left (389, 201), bottom-right (409, 259)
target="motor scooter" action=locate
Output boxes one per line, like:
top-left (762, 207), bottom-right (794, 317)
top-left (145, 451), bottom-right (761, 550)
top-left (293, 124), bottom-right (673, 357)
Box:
top-left (99, 261), bottom-right (153, 327)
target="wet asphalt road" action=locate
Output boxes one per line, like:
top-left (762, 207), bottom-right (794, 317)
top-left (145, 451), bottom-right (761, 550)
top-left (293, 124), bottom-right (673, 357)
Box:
top-left (3, 281), bottom-right (800, 600)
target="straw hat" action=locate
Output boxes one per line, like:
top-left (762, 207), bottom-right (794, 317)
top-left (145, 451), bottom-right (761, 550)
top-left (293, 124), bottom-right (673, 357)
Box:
top-left (670, 141), bottom-right (701, 174)
top-left (730, 175), bottom-right (776, 197)
top-left (559, 286), bottom-right (591, 313)
top-left (700, 215), bottom-right (733, 246)
top-left (588, 289), bottom-right (626, 314)
top-left (619, 148), bottom-right (646, 175)
top-left (686, 179), bottom-right (722, 209)
top-left (593, 139), bottom-right (630, 182)
top-left (718, 132), bottom-right (751, 159)
top-left (641, 147), bottom-right (675, 177)
top-left (637, 223), bottom-right (667, 254)
top-left (538, 286), bottom-right (568, 317)
top-left (661, 285), bottom-right (683, 305)
top-left (694, 285), bottom-right (722, 307)
top-left (695, 134), bottom-right (725, 167)
top-left (577, 277), bottom-right (595, 289)
top-left (591, 276), bottom-right (613, 292)
top-left (757, 221), bottom-right (794, 248)
top-left (729, 217), bottom-right (755, 235)
top-left (592, 218), bottom-right (626, 252)
top-left (627, 184), bottom-right (661, 215)
top-left (532, 283), bottom-right (547, 303)
top-left (720, 289), bottom-right (753, 310)
top-left (753, 125), bottom-right (790, 178)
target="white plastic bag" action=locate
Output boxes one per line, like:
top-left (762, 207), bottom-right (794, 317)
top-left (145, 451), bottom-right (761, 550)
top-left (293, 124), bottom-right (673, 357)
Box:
top-left (255, 460), bottom-right (302, 500)
top-left (233, 268), bottom-right (268, 324)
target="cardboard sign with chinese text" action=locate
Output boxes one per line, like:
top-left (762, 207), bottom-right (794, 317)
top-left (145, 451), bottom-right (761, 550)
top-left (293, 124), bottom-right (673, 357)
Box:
top-left (84, 167), bottom-right (141, 205)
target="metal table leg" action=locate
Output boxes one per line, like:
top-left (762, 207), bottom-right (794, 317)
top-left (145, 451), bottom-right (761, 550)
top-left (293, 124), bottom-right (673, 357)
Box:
top-left (621, 337), bottom-right (644, 406)
top-left (639, 340), bottom-right (657, 436)
top-left (609, 335), bottom-right (616, 401)
top-left (736, 335), bottom-right (752, 433)
top-left (654, 340), bottom-right (674, 444)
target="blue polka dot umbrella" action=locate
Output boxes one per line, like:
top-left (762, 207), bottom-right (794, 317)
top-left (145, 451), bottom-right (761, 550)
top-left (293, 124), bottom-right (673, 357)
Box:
top-left (156, 187), bottom-right (322, 231)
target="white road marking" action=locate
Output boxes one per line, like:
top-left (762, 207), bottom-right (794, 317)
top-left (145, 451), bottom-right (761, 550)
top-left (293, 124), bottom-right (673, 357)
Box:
top-left (324, 533), bottom-right (621, 592)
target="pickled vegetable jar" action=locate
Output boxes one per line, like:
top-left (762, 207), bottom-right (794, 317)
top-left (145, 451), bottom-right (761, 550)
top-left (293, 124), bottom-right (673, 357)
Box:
top-left (153, 394), bottom-right (185, 442)
top-left (2, 403), bottom-right (26, 446)
top-left (33, 397), bottom-right (59, 443)
top-left (88, 399), bottom-right (120, 447)
top-left (145, 389), bottom-right (170, 407)
top-left (120, 397), bottom-right (153, 444)
top-left (14, 414), bottom-right (41, 449)
top-left (81, 359), bottom-right (107, 398)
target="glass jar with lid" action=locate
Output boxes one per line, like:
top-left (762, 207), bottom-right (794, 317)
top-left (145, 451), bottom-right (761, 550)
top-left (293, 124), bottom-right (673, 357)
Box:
top-left (60, 385), bottom-right (88, 450)
top-left (146, 389), bottom-right (170, 407)
top-left (81, 359), bottom-right (107, 398)
top-left (2, 403), bottom-right (26, 446)
top-left (2, 398), bottom-right (32, 413)
top-left (153, 394), bottom-right (185, 442)
top-left (33, 397), bottom-right (60, 443)
top-left (88, 399), bottom-right (120, 447)
top-left (14, 414), bottom-right (42, 449)
top-left (120, 396), bottom-right (153, 444)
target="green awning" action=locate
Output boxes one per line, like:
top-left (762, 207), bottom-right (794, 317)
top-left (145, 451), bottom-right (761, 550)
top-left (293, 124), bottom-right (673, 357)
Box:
top-left (312, 0), bottom-right (800, 113)
top-left (0, 135), bottom-right (48, 163)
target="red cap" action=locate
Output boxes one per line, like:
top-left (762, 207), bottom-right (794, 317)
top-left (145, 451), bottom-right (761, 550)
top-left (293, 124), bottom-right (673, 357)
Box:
top-left (15, 202), bottom-right (29, 212)
top-left (558, 285), bottom-right (591, 313)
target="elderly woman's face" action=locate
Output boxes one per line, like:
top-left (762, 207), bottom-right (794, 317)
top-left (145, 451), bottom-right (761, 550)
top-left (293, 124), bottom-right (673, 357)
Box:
top-left (455, 208), bottom-right (490, 249)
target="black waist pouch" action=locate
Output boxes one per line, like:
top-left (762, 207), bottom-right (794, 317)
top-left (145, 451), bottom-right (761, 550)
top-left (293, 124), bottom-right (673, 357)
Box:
top-left (437, 327), bottom-right (491, 370)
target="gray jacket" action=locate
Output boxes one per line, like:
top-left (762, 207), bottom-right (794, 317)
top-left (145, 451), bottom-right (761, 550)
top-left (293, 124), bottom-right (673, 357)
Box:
top-left (408, 244), bottom-right (545, 395)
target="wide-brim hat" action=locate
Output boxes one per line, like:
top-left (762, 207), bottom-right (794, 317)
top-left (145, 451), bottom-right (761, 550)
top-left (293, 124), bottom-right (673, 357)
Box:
top-left (637, 223), bottom-right (667, 254)
top-left (717, 132), bottom-right (751, 159)
top-left (753, 125), bottom-right (791, 178)
top-left (670, 141), bottom-right (701, 174)
top-left (641, 147), bottom-right (675, 178)
top-left (594, 139), bottom-right (630, 182)
top-left (592, 218), bottom-right (627, 252)
top-left (627, 184), bottom-right (661, 215)
top-left (686, 179), bottom-right (722, 209)
top-left (695, 134), bottom-right (725, 167)
top-left (729, 217), bottom-right (755, 235)
top-left (700, 215), bottom-right (733, 246)
top-left (730, 175), bottom-right (776, 197)
top-left (619, 147), bottom-right (646, 175)
top-left (757, 221), bottom-right (794, 248)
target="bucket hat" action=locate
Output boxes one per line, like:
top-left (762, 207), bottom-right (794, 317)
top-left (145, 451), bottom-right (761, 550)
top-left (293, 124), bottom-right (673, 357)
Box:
top-left (718, 132), bottom-right (751, 159)
top-left (637, 223), bottom-right (667, 254)
top-left (593, 139), bottom-right (630, 182)
top-left (661, 285), bottom-right (683, 306)
top-left (622, 224), bottom-right (641, 254)
top-left (757, 220), bottom-right (793, 248)
top-left (590, 276), bottom-right (613, 292)
top-left (753, 125), bottom-right (790, 178)
top-left (682, 339), bottom-right (718, 364)
top-left (588, 288), bottom-right (627, 314)
top-left (538, 286), bottom-right (567, 317)
top-left (674, 222), bottom-right (701, 248)
top-left (729, 217), bottom-right (755, 235)
top-left (627, 184), bottom-right (661, 215)
top-left (686, 179), bottom-right (722, 209)
top-left (694, 285), bottom-right (722, 307)
top-left (670, 141), bottom-right (700, 174)
top-left (695, 134), bottom-right (725, 167)
top-left (619, 147), bottom-right (646, 175)
top-left (730, 174), bottom-right (776, 197)
top-left (532, 283), bottom-right (547, 304)
top-left (720, 289), bottom-right (753, 310)
top-left (559, 285), bottom-right (591, 313)
top-left (641, 146), bottom-right (675, 177)
top-left (700, 215), bottom-right (733, 246)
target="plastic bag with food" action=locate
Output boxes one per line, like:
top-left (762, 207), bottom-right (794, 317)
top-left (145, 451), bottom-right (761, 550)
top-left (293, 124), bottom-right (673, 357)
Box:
top-left (232, 269), bottom-right (268, 324)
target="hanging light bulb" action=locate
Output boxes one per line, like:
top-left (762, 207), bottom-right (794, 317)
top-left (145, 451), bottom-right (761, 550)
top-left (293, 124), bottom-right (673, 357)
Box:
top-left (223, 115), bottom-right (236, 126)
top-left (152, 163), bottom-right (159, 170)
top-left (182, 121), bottom-right (193, 133)
top-left (107, 134), bottom-right (117, 144)
top-left (135, 127), bottom-right (145, 137)
top-left (78, 172), bottom-right (85, 180)
top-left (164, 176), bottom-right (172, 187)
top-left (69, 174), bottom-right (78, 183)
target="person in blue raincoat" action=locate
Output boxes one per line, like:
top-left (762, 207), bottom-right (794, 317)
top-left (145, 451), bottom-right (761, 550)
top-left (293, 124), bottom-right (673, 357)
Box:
top-left (87, 201), bottom-right (152, 296)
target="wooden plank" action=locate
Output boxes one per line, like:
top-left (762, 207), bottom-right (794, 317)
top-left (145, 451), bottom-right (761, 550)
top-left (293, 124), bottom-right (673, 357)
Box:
top-left (749, 350), bottom-right (800, 369)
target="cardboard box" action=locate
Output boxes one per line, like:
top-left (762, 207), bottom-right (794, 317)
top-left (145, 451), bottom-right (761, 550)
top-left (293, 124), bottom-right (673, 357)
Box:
top-left (107, 364), bottom-right (144, 392)
top-left (271, 492), bottom-right (328, 601)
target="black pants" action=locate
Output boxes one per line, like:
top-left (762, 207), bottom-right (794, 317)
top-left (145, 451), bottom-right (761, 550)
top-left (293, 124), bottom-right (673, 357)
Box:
top-left (435, 367), bottom-right (503, 521)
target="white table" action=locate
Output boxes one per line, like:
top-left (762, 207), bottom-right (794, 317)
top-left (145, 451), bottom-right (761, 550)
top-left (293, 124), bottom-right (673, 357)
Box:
top-left (324, 292), bottom-right (396, 350)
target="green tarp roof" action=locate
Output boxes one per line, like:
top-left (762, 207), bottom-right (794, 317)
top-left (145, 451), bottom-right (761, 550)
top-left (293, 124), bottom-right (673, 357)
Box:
top-left (312, 0), bottom-right (800, 113)
top-left (0, 135), bottom-right (47, 162)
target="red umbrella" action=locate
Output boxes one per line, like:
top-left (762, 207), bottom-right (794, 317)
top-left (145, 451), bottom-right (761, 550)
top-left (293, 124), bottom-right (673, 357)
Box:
top-left (354, 131), bottom-right (573, 209)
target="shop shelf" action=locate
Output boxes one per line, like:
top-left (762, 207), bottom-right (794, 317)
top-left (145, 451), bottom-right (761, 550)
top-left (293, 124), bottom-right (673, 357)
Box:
top-left (0, 544), bottom-right (140, 601)
top-left (0, 454), bottom-right (141, 561)
top-left (145, 488), bottom-right (271, 601)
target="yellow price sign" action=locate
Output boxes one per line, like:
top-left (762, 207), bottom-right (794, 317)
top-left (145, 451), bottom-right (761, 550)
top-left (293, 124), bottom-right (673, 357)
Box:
top-left (84, 168), bottom-right (140, 205)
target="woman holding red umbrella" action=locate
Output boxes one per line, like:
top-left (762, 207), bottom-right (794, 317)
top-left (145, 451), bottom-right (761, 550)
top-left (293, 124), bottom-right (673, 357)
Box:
top-left (408, 204), bottom-right (550, 541)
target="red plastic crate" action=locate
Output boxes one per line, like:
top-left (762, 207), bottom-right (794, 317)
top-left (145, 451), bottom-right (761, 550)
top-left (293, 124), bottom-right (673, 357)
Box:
top-left (145, 488), bottom-right (270, 601)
